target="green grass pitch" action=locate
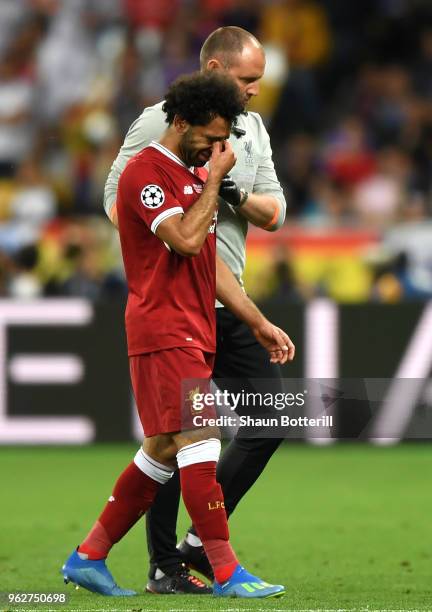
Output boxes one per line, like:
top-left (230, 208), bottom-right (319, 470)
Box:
top-left (0, 443), bottom-right (431, 612)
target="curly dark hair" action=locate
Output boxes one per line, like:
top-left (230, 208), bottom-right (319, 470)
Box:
top-left (162, 71), bottom-right (244, 127)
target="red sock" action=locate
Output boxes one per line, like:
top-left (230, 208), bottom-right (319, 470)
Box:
top-left (180, 461), bottom-right (238, 583)
top-left (204, 540), bottom-right (238, 583)
top-left (79, 462), bottom-right (159, 559)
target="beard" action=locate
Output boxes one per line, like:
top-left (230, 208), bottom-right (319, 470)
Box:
top-left (179, 139), bottom-right (210, 167)
top-left (178, 130), bottom-right (196, 167)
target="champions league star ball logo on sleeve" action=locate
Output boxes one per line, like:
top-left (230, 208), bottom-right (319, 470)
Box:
top-left (141, 185), bottom-right (165, 209)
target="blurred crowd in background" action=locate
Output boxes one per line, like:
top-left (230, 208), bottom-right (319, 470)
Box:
top-left (2, 0), bottom-right (432, 302)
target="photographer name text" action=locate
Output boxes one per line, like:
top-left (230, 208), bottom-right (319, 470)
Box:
top-left (192, 415), bottom-right (333, 428)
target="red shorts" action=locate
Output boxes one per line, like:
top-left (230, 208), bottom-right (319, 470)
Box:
top-left (130, 347), bottom-right (216, 437)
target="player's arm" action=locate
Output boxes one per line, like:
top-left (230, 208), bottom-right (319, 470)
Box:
top-left (156, 142), bottom-right (236, 257)
top-left (215, 254), bottom-right (295, 364)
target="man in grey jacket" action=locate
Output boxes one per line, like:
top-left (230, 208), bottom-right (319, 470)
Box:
top-left (104, 26), bottom-right (289, 594)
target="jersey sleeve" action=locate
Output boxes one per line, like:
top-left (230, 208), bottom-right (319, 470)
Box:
top-left (103, 103), bottom-right (167, 221)
top-left (119, 162), bottom-right (183, 235)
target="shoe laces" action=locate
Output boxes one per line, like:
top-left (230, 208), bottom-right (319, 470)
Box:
top-left (176, 565), bottom-right (206, 588)
top-left (187, 574), bottom-right (206, 587)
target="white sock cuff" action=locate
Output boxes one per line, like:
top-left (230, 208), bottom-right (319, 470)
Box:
top-left (134, 448), bottom-right (174, 484)
top-left (176, 438), bottom-right (221, 469)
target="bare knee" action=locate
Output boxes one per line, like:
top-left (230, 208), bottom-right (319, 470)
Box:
top-left (173, 425), bottom-right (220, 451)
top-left (142, 434), bottom-right (177, 469)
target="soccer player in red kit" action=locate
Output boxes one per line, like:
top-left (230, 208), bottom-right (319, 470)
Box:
top-left (62, 72), bottom-right (294, 599)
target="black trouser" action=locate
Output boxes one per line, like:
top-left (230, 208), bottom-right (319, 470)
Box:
top-left (145, 307), bottom-right (284, 574)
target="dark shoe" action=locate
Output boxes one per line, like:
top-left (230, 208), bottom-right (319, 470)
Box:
top-left (145, 564), bottom-right (211, 595)
top-left (177, 538), bottom-right (214, 582)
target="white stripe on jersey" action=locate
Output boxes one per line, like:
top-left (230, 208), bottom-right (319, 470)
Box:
top-left (149, 141), bottom-right (188, 169)
top-left (151, 206), bottom-right (184, 234)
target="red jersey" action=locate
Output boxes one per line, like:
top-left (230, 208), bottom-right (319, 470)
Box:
top-left (116, 141), bottom-right (217, 356)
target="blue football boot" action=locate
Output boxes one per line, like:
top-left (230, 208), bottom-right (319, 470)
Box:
top-left (62, 549), bottom-right (136, 596)
top-left (213, 564), bottom-right (285, 599)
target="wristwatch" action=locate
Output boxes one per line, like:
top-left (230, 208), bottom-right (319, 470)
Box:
top-left (238, 189), bottom-right (249, 207)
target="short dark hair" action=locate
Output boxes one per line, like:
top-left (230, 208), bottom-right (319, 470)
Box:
top-left (200, 26), bottom-right (261, 68)
top-left (162, 71), bottom-right (243, 127)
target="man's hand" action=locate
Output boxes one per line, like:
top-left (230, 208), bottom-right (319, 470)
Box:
top-left (251, 319), bottom-right (295, 364)
top-left (208, 141), bottom-right (236, 181)
top-left (216, 254), bottom-right (295, 364)
top-left (219, 175), bottom-right (243, 207)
